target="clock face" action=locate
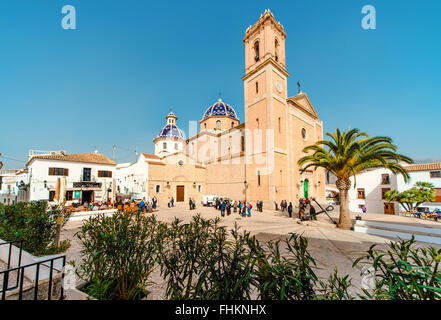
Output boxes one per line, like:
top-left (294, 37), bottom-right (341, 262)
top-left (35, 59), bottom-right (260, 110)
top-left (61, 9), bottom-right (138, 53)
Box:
top-left (276, 80), bottom-right (282, 93)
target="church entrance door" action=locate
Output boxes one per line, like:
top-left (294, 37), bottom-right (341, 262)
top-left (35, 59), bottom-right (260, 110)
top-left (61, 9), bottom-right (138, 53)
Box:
top-left (303, 179), bottom-right (309, 199)
top-left (176, 185), bottom-right (185, 202)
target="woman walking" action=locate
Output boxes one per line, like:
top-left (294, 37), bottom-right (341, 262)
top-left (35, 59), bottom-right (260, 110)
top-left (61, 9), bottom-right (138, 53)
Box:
top-left (288, 202), bottom-right (293, 218)
top-left (220, 200), bottom-right (226, 217)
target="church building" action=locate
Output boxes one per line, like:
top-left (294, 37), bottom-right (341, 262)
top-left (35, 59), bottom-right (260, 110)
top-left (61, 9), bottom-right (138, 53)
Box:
top-left (118, 10), bottom-right (325, 207)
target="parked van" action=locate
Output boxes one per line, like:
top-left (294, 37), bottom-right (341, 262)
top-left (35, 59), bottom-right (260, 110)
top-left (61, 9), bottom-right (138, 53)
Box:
top-left (202, 195), bottom-right (219, 206)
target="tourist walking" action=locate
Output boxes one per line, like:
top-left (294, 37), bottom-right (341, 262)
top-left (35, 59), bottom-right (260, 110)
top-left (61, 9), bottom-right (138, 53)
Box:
top-left (298, 198), bottom-right (304, 220)
top-left (189, 198), bottom-right (193, 210)
top-left (242, 202), bottom-right (247, 217)
top-left (274, 200), bottom-right (278, 211)
top-left (227, 201), bottom-right (231, 216)
top-left (138, 198), bottom-right (145, 214)
top-left (247, 202), bottom-right (252, 217)
top-left (233, 200), bottom-right (238, 213)
top-left (361, 205), bottom-right (366, 214)
top-left (171, 197), bottom-right (174, 207)
top-left (288, 202), bottom-right (293, 218)
top-left (259, 200), bottom-right (263, 212)
top-left (239, 201), bottom-right (243, 214)
top-left (152, 197), bottom-right (157, 210)
top-left (220, 200), bottom-right (226, 217)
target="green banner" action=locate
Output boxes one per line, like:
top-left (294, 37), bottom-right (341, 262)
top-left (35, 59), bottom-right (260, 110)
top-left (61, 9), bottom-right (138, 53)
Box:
top-left (74, 191), bottom-right (81, 199)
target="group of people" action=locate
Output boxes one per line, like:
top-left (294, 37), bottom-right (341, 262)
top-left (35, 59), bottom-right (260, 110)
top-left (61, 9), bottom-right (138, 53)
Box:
top-left (114, 196), bottom-right (158, 214)
top-left (414, 207), bottom-right (441, 220)
top-left (81, 201), bottom-right (112, 211)
top-left (189, 198), bottom-right (196, 210)
top-left (275, 198), bottom-right (317, 220)
top-left (214, 199), bottom-right (255, 217)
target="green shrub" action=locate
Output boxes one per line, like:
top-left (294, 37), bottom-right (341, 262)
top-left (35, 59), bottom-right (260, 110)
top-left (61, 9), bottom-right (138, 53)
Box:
top-left (197, 223), bottom-right (258, 300)
top-left (74, 212), bottom-right (160, 300)
top-left (353, 236), bottom-right (441, 300)
top-left (315, 268), bottom-right (353, 300)
top-left (155, 215), bottom-right (217, 299)
top-left (252, 233), bottom-right (318, 300)
top-left (156, 215), bottom-right (259, 300)
top-left (0, 201), bottom-right (71, 256)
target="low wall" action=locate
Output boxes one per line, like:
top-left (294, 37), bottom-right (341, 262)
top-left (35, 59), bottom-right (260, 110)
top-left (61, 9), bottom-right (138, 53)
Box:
top-left (0, 238), bottom-right (65, 282)
top-left (69, 209), bottom-right (117, 221)
top-left (4, 273), bottom-right (63, 300)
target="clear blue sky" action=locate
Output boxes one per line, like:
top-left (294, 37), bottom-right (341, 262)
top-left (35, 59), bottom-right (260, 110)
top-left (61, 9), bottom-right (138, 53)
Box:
top-left (1, 0), bottom-right (440, 167)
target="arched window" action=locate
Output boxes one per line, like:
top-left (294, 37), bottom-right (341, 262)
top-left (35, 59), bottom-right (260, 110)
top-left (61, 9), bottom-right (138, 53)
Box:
top-left (278, 117), bottom-right (281, 133)
top-left (204, 123), bottom-right (207, 130)
top-left (231, 122), bottom-right (234, 128)
top-left (216, 120), bottom-right (221, 129)
top-left (163, 142), bottom-right (167, 149)
top-left (257, 170), bottom-right (261, 186)
top-left (256, 81), bottom-right (259, 93)
top-left (254, 41), bottom-right (260, 62)
top-left (275, 38), bottom-right (279, 62)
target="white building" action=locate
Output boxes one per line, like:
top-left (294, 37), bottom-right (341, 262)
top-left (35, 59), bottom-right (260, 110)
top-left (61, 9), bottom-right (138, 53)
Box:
top-left (347, 168), bottom-right (398, 215)
top-left (26, 151), bottom-right (116, 205)
top-left (397, 162), bottom-right (441, 211)
top-left (115, 154), bottom-right (153, 200)
top-left (0, 169), bottom-right (28, 204)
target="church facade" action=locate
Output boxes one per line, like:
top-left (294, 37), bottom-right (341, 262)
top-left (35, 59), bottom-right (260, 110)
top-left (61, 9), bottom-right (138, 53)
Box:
top-left (120, 10), bottom-right (325, 207)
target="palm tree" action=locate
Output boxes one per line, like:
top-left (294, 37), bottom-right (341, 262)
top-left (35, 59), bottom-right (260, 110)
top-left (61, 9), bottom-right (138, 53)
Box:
top-left (298, 128), bottom-right (412, 230)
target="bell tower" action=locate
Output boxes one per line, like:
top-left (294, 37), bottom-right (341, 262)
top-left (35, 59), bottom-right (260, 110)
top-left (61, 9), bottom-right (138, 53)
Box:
top-left (242, 9), bottom-right (290, 205)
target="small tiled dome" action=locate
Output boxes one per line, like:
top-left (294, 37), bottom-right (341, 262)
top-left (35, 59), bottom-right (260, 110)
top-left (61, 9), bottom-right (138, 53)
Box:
top-left (203, 99), bottom-right (238, 120)
top-left (157, 124), bottom-right (185, 139)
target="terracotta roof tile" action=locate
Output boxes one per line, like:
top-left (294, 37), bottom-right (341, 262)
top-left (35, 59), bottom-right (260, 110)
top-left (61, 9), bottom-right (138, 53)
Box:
top-left (142, 153), bottom-right (160, 159)
top-left (404, 162), bottom-right (441, 172)
top-left (27, 153), bottom-right (115, 166)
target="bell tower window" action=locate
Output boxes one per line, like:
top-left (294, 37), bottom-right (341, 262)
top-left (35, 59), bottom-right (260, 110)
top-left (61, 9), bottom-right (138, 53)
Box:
top-left (254, 41), bottom-right (260, 62)
top-left (256, 82), bottom-right (259, 93)
top-left (275, 39), bottom-right (279, 62)
top-left (216, 120), bottom-right (221, 129)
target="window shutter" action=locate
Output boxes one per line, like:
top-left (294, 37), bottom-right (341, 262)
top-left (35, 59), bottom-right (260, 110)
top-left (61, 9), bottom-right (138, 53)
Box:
top-left (109, 171), bottom-right (112, 178)
top-left (49, 168), bottom-right (54, 176)
top-left (64, 168), bottom-right (69, 176)
top-left (98, 171), bottom-right (102, 178)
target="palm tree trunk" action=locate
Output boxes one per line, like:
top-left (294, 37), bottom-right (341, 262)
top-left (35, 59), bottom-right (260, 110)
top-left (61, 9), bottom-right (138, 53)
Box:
top-left (336, 178), bottom-right (353, 230)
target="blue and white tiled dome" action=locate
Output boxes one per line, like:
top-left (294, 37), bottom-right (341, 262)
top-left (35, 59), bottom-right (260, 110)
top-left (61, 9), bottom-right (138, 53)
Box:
top-left (157, 124), bottom-right (185, 139)
top-left (203, 99), bottom-right (238, 120)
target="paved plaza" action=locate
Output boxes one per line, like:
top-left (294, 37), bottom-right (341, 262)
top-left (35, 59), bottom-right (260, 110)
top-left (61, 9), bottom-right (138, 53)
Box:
top-left (61, 204), bottom-right (441, 299)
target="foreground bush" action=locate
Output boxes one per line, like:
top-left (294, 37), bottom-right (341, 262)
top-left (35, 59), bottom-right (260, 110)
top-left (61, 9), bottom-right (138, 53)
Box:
top-left (353, 237), bottom-right (441, 300)
top-left (75, 212), bottom-right (160, 300)
top-left (251, 233), bottom-right (352, 300)
top-left (156, 215), bottom-right (351, 300)
top-left (74, 213), bottom-right (441, 300)
top-left (0, 201), bottom-right (71, 256)
top-left (156, 216), bottom-right (258, 299)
